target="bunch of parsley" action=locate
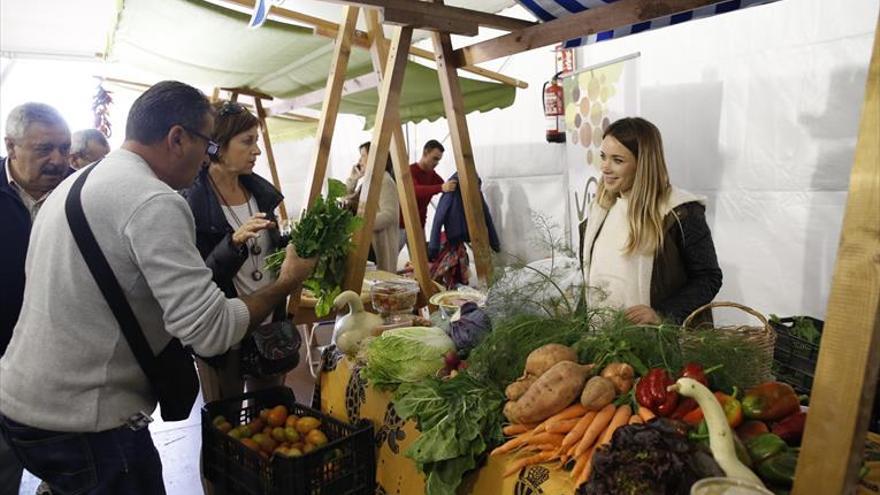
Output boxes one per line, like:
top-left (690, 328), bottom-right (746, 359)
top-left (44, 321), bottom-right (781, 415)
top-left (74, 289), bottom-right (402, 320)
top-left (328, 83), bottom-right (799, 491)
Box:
top-left (265, 179), bottom-right (362, 316)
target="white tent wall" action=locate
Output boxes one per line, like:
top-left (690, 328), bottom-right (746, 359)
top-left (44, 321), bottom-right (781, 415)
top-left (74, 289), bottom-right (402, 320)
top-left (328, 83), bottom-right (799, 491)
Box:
top-left (569, 0), bottom-right (879, 322)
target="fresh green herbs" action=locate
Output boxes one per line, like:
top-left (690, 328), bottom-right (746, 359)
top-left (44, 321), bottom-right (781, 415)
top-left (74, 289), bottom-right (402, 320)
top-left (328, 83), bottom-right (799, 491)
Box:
top-left (769, 314), bottom-right (822, 344)
top-left (265, 179), bottom-right (362, 316)
top-left (393, 373), bottom-right (506, 495)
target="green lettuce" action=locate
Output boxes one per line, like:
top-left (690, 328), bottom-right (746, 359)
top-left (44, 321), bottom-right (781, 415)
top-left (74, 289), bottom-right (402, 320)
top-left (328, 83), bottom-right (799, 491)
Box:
top-left (360, 327), bottom-right (455, 389)
top-left (393, 373), bottom-right (505, 495)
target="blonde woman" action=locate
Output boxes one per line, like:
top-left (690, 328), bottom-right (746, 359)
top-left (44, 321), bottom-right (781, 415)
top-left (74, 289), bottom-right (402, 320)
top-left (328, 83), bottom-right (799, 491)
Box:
top-left (582, 117), bottom-right (722, 325)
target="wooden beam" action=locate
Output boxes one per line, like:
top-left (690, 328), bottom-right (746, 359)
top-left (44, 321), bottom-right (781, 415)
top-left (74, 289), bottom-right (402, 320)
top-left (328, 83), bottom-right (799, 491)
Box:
top-left (792, 14), bottom-right (880, 495)
top-left (431, 0), bottom-right (493, 286)
top-left (365, 9), bottom-right (436, 300)
top-left (253, 97), bottom-right (288, 222)
top-left (454, 0), bottom-right (721, 66)
top-left (315, 24), bottom-right (528, 89)
top-left (304, 5), bottom-right (360, 208)
top-left (343, 25), bottom-right (413, 293)
top-left (314, 25), bottom-right (373, 49)
top-left (380, 7), bottom-right (478, 36)
top-left (410, 45), bottom-right (529, 89)
top-left (218, 86), bottom-right (274, 100)
top-left (249, 3), bottom-right (527, 89)
top-left (314, 0), bottom-right (534, 32)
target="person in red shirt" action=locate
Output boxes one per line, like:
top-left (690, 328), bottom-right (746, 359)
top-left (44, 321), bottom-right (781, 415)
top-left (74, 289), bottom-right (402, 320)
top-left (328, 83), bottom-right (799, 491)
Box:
top-left (399, 139), bottom-right (458, 251)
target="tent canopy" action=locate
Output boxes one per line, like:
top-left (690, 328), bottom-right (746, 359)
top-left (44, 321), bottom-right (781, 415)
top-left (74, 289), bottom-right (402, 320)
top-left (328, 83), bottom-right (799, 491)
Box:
top-left (108, 0), bottom-right (516, 139)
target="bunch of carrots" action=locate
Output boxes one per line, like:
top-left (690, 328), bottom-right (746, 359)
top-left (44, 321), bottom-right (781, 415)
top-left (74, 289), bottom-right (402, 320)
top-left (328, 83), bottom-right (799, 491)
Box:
top-left (491, 403), bottom-right (657, 488)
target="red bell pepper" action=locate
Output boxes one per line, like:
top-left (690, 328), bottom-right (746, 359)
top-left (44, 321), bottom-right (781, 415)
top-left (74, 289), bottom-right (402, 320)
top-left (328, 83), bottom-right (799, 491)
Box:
top-left (635, 368), bottom-right (678, 416)
top-left (680, 362), bottom-right (709, 385)
top-left (771, 411), bottom-right (807, 445)
top-left (681, 391), bottom-right (743, 428)
top-left (742, 382), bottom-right (800, 421)
top-left (736, 420), bottom-right (770, 443)
top-left (670, 363), bottom-right (709, 419)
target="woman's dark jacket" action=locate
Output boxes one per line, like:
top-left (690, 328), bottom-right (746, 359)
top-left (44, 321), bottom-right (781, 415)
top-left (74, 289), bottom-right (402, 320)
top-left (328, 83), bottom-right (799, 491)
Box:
top-left (181, 167), bottom-right (286, 322)
top-left (651, 202), bottom-right (723, 326)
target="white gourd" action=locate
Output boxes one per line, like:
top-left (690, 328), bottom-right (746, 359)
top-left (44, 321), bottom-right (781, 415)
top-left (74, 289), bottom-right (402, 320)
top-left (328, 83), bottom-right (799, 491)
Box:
top-left (668, 377), bottom-right (765, 487)
top-left (332, 291), bottom-right (384, 355)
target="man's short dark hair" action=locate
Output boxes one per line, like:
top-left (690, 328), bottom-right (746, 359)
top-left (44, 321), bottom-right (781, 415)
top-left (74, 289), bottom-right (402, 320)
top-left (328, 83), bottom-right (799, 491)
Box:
top-left (125, 81), bottom-right (212, 145)
top-left (423, 139), bottom-right (444, 154)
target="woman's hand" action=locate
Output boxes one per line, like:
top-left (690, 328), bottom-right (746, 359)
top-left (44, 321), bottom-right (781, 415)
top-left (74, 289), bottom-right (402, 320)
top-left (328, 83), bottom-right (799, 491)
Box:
top-left (349, 163), bottom-right (366, 182)
top-left (625, 305), bottom-right (661, 325)
top-left (232, 213), bottom-right (275, 246)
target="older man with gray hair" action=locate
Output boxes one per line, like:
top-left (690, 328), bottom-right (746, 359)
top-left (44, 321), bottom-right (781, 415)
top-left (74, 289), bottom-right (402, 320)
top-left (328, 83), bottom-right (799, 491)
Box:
top-left (69, 128), bottom-right (110, 170)
top-left (0, 102), bottom-right (70, 495)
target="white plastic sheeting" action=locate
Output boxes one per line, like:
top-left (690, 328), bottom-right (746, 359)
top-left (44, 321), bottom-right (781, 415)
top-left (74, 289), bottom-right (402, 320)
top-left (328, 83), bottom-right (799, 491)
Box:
top-left (569, 0), bottom-right (878, 322)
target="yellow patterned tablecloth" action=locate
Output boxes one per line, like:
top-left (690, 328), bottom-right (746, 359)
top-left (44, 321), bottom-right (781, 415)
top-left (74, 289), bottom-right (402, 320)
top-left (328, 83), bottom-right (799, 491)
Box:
top-left (316, 351), bottom-right (575, 495)
top-left (316, 350), bottom-right (880, 495)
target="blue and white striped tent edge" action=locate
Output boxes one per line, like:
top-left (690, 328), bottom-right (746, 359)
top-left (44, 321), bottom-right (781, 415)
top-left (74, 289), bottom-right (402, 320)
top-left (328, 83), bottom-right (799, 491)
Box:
top-left (515, 0), bottom-right (780, 47)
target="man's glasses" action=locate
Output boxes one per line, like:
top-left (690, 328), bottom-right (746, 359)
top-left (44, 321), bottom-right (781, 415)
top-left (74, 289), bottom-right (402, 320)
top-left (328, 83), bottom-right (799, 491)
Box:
top-left (180, 125), bottom-right (219, 158)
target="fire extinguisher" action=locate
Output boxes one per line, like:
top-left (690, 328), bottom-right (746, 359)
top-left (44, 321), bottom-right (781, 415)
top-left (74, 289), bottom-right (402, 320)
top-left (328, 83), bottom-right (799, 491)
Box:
top-left (543, 71), bottom-right (565, 143)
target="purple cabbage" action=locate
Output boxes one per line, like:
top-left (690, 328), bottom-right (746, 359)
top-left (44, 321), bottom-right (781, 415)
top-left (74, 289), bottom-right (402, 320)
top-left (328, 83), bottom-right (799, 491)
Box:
top-left (447, 302), bottom-right (492, 355)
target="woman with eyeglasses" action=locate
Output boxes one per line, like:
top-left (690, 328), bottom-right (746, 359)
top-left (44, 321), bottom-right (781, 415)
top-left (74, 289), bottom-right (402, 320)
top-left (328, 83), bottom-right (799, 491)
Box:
top-left (180, 101), bottom-right (287, 404)
top-left (582, 117), bottom-right (722, 326)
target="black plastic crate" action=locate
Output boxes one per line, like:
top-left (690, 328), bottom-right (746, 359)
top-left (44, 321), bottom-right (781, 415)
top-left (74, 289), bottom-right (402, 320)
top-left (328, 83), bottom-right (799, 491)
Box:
top-left (202, 386), bottom-right (375, 495)
top-left (771, 316), bottom-right (823, 394)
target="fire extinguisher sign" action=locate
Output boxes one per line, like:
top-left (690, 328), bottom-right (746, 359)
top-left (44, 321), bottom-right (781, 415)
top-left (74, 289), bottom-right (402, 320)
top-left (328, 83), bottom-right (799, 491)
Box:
top-left (555, 46), bottom-right (576, 76)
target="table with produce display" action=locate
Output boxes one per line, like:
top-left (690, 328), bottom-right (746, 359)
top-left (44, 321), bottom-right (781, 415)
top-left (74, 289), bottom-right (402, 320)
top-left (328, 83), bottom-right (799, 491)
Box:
top-left (205, 250), bottom-right (880, 495)
top-left (312, 283), bottom-right (880, 495)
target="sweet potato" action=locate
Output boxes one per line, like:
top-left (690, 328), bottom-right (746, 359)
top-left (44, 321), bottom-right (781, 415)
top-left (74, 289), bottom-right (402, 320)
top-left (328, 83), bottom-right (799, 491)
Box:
top-left (523, 344), bottom-right (578, 378)
top-left (580, 376), bottom-right (616, 410)
top-left (504, 361), bottom-right (593, 424)
top-left (505, 375), bottom-right (537, 401)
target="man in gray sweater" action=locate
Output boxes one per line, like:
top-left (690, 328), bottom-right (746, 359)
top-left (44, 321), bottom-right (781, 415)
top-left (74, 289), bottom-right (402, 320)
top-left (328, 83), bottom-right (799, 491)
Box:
top-left (0, 81), bottom-right (315, 494)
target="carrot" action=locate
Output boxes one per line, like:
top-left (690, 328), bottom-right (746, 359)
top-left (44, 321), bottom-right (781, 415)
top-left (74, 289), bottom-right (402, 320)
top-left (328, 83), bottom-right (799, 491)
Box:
top-left (503, 423), bottom-right (536, 436)
top-left (574, 404), bottom-right (615, 457)
top-left (503, 451), bottom-right (555, 477)
top-left (638, 406), bottom-right (656, 422)
top-left (524, 443), bottom-right (556, 452)
top-left (628, 414), bottom-right (644, 425)
top-left (575, 447), bottom-right (596, 488)
top-left (570, 451), bottom-right (589, 480)
top-left (544, 404), bottom-right (589, 427)
top-left (562, 411), bottom-right (596, 450)
top-left (524, 432), bottom-right (564, 447)
top-left (491, 433), bottom-right (532, 456)
top-left (597, 405), bottom-right (631, 448)
top-left (546, 417), bottom-right (579, 434)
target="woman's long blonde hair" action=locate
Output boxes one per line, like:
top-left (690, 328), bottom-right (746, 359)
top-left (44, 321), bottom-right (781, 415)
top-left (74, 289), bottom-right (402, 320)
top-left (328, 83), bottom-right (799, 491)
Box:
top-left (596, 117), bottom-right (671, 255)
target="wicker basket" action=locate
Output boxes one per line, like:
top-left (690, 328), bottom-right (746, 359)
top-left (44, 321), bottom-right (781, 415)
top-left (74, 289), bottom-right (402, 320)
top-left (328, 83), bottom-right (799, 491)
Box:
top-left (682, 301), bottom-right (777, 388)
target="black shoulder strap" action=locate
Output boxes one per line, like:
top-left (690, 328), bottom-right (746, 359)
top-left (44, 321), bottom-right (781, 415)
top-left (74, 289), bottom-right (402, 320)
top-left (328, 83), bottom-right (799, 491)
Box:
top-left (64, 164), bottom-right (159, 380)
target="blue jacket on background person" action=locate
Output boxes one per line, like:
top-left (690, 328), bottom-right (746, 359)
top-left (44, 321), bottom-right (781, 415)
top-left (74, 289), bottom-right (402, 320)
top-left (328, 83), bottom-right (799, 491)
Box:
top-left (428, 172), bottom-right (500, 260)
top-left (0, 157), bottom-right (31, 356)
